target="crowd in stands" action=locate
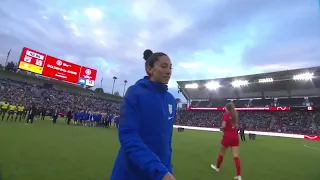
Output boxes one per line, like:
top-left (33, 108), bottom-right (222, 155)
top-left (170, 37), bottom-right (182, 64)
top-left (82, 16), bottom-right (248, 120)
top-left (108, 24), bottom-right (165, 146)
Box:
top-left (0, 78), bottom-right (119, 116)
top-left (1, 77), bottom-right (320, 135)
top-left (176, 110), bottom-right (320, 134)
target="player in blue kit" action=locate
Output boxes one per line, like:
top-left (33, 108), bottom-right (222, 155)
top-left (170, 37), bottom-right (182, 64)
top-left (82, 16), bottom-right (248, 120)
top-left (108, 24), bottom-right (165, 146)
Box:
top-left (84, 111), bottom-right (90, 126)
top-left (80, 111), bottom-right (86, 126)
top-left (73, 112), bottom-right (78, 125)
top-left (110, 49), bottom-right (176, 180)
top-left (96, 113), bottom-right (102, 127)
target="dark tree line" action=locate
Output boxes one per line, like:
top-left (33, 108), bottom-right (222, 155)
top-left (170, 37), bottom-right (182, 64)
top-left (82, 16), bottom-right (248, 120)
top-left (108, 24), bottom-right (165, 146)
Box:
top-left (0, 61), bottom-right (16, 71)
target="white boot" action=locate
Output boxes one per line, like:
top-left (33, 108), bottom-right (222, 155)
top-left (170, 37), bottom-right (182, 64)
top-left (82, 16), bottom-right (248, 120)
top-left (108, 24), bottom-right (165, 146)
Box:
top-left (210, 164), bottom-right (220, 172)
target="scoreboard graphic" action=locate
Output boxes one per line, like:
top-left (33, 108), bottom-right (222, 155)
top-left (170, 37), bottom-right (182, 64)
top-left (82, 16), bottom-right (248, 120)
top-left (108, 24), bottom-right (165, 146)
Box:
top-left (18, 47), bottom-right (97, 87)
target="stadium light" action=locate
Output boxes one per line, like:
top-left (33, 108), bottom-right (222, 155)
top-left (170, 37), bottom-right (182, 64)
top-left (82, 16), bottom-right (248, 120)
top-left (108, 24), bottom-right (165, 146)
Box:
top-left (293, 73), bottom-right (314, 80)
top-left (185, 83), bottom-right (199, 89)
top-left (231, 80), bottom-right (248, 87)
top-left (205, 81), bottom-right (221, 90)
top-left (258, 78), bottom-right (274, 83)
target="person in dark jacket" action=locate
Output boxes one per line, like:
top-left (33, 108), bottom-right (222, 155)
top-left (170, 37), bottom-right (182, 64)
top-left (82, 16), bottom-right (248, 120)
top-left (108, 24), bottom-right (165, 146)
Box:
top-left (41, 108), bottom-right (46, 120)
top-left (26, 104), bottom-right (36, 124)
top-left (66, 109), bottom-right (72, 125)
top-left (52, 109), bottom-right (59, 124)
top-left (239, 125), bottom-right (246, 142)
top-left (110, 49), bottom-right (177, 180)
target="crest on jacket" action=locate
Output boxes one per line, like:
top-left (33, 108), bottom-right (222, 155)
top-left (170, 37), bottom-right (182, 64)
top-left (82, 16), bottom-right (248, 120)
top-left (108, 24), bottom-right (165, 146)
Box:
top-left (168, 104), bottom-right (172, 114)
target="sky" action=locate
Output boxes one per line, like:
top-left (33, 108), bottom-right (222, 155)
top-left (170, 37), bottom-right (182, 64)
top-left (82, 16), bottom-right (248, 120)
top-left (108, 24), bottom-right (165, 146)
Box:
top-left (0, 0), bottom-right (320, 101)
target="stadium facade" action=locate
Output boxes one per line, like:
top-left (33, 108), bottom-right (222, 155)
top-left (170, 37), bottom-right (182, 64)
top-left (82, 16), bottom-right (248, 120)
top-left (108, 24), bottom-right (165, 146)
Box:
top-left (177, 66), bottom-right (320, 108)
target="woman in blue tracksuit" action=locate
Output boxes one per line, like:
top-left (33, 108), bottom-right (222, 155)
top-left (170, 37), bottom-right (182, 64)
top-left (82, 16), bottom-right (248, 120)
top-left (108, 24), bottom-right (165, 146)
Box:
top-left (110, 49), bottom-right (177, 180)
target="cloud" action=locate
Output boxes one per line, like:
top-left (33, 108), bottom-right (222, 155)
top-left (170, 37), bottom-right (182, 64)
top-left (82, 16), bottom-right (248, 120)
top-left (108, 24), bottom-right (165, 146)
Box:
top-left (0, 0), bottom-right (319, 102)
top-left (84, 8), bottom-right (104, 22)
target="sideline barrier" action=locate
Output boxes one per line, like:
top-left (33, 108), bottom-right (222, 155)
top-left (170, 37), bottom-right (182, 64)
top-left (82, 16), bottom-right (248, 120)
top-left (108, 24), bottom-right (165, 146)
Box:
top-left (173, 125), bottom-right (305, 139)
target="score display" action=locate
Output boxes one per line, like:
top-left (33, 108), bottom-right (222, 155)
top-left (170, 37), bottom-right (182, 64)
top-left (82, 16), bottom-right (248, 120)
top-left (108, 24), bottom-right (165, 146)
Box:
top-left (18, 47), bottom-right (97, 86)
top-left (18, 48), bottom-right (46, 74)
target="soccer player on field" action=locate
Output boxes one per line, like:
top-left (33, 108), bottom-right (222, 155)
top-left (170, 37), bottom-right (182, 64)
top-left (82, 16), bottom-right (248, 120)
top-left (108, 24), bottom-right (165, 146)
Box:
top-left (96, 113), bottom-right (102, 127)
top-left (15, 104), bottom-right (24, 122)
top-left (7, 103), bottom-right (16, 121)
top-left (0, 101), bottom-right (9, 121)
top-left (73, 112), bottom-right (78, 125)
top-left (79, 111), bottom-right (84, 126)
top-left (211, 103), bottom-right (242, 180)
top-left (110, 49), bottom-right (176, 180)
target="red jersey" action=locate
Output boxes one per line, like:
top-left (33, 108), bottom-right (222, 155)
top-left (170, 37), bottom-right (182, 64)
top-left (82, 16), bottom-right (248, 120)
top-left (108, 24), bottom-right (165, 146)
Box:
top-left (222, 112), bottom-right (238, 139)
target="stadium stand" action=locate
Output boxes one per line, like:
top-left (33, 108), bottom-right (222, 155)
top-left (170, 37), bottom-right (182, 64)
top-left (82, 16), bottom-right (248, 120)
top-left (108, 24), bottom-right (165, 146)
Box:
top-left (0, 70), bottom-right (120, 116)
top-left (176, 67), bottom-right (320, 135)
top-left (176, 110), bottom-right (319, 134)
top-left (0, 70), bottom-right (122, 101)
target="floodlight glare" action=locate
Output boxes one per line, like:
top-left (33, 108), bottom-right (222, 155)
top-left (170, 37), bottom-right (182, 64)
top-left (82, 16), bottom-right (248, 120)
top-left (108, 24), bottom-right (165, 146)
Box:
top-left (205, 81), bottom-right (221, 90)
top-left (185, 83), bottom-right (199, 89)
top-left (231, 80), bottom-right (248, 87)
top-left (293, 72), bottom-right (314, 80)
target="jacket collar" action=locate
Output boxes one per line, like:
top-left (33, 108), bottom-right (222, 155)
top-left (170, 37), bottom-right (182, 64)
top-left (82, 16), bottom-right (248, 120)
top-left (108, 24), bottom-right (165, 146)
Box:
top-left (136, 76), bottom-right (168, 93)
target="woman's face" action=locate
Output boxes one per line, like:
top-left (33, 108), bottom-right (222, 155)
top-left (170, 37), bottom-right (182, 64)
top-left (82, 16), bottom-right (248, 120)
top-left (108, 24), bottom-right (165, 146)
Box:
top-left (148, 55), bottom-right (172, 84)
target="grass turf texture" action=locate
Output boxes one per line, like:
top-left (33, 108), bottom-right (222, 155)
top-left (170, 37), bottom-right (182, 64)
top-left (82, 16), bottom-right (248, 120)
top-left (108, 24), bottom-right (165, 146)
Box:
top-left (1, 119), bottom-right (320, 180)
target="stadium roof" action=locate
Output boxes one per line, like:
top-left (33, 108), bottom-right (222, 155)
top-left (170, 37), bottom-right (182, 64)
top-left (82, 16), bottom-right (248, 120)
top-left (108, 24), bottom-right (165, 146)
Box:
top-left (177, 66), bottom-right (320, 100)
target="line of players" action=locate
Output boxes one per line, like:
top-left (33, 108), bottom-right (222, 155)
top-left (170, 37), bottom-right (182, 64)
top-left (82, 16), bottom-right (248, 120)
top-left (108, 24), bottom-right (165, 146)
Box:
top-left (71, 111), bottom-right (120, 128)
top-left (0, 102), bottom-right (120, 128)
top-left (0, 102), bottom-right (26, 122)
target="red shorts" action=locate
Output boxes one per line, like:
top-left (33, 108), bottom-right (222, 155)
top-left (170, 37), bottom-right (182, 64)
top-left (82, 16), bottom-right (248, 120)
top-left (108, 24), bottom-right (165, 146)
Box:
top-left (221, 137), bottom-right (239, 147)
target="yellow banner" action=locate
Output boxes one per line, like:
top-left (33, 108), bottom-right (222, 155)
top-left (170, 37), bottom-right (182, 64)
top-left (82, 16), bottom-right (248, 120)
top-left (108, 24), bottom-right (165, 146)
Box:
top-left (19, 61), bottom-right (43, 74)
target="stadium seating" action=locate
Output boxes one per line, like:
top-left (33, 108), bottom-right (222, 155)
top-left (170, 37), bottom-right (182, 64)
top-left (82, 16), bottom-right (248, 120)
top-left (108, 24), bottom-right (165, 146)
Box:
top-left (0, 78), bottom-right (119, 115)
top-left (175, 110), bottom-right (320, 134)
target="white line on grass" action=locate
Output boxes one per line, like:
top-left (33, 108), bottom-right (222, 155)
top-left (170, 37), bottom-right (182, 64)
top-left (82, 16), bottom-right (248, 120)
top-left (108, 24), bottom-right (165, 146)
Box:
top-left (303, 144), bottom-right (320, 151)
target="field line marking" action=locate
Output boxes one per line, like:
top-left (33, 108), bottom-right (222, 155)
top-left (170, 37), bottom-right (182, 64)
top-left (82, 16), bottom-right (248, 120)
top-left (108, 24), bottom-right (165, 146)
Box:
top-left (303, 144), bottom-right (320, 151)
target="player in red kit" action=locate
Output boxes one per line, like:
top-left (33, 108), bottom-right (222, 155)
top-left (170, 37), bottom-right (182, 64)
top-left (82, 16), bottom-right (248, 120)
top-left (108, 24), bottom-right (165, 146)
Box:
top-left (211, 103), bottom-right (242, 180)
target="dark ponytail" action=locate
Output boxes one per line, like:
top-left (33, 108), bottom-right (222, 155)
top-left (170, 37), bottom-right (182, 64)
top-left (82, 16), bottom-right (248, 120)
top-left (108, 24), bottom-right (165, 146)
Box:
top-left (226, 103), bottom-right (238, 125)
top-left (143, 49), bottom-right (167, 76)
top-left (143, 49), bottom-right (153, 61)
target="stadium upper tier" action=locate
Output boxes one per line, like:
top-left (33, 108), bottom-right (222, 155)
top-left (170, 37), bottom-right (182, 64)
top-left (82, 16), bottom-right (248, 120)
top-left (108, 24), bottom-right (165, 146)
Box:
top-left (190, 97), bottom-right (320, 108)
top-left (177, 66), bottom-right (320, 100)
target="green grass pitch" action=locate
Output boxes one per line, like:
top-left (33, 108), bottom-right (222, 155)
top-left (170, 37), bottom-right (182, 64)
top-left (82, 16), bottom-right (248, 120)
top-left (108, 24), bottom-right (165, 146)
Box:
top-left (0, 118), bottom-right (320, 180)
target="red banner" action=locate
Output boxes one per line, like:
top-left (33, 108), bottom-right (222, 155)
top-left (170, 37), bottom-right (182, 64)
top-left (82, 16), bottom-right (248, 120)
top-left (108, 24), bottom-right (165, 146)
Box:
top-left (188, 107), bottom-right (291, 111)
top-left (304, 135), bottom-right (320, 141)
top-left (42, 55), bottom-right (81, 84)
top-left (18, 47), bottom-right (97, 86)
top-left (188, 106), bottom-right (317, 111)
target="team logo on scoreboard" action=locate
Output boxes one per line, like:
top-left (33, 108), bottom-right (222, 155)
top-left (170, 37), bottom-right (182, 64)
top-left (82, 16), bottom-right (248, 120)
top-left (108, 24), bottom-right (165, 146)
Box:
top-left (24, 56), bottom-right (32, 63)
top-left (85, 69), bottom-right (91, 75)
top-left (56, 60), bottom-right (62, 66)
top-left (78, 78), bottom-right (86, 85)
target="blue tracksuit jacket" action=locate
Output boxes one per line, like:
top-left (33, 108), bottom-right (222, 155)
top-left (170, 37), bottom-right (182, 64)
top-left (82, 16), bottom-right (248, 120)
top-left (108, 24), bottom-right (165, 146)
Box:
top-left (110, 77), bottom-right (176, 180)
